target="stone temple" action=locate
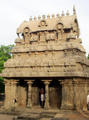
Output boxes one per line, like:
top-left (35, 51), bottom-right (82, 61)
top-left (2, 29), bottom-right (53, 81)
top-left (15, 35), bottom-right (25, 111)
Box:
top-left (1, 7), bottom-right (89, 111)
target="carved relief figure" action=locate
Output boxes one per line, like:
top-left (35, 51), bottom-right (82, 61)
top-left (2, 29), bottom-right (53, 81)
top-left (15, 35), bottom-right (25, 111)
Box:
top-left (30, 33), bottom-right (39, 43)
top-left (57, 23), bottom-right (64, 40)
top-left (39, 32), bottom-right (46, 42)
top-left (45, 31), bottom-right (56, 41)
top-left (23, 27), bottom-right (30, 43)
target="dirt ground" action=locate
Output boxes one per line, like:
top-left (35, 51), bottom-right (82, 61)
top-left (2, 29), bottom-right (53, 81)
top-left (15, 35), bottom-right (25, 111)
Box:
top-left (0, 114), bottom-right (14, 120)
top-left (0, 110), bottom-right (89, 120)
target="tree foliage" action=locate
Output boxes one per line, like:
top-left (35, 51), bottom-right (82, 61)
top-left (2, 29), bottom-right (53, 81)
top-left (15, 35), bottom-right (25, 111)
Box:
top-left (88, 54), bottom-right (89, 60)
top-left (0, 45), bottom-right (14, 93)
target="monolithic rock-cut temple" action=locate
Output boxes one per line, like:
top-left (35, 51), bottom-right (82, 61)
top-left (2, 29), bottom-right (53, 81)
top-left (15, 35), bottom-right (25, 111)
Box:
top-left (1, 7), bottom-right (89, 111)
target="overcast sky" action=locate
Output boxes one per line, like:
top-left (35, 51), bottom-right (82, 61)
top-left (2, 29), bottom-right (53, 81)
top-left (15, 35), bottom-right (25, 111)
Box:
top-left (0, 0), bottom-right (89, 55)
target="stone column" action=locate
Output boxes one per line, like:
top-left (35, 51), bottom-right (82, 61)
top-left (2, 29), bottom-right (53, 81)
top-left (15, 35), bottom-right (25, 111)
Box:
top-left (4, 79), bottom-right (11, 109)
top-left (27, 80), bottom-right (34, 108)
top-left (10, 80), bottom-right (18, 107)
top-left (60, 80), bottom-right (68, 109)
top-left (60, 79), bottom-right (74, 110)
top-left (73, 79), bottom-right (81, 111)
top-left (80, 79), bottom-right (88, 111)
top-left (66, 80), bottom-right (74, 109)
top-left (42, 80), bottom-right (51, 109)
top-left (4, 79), bottom-right (18, 109)
top-left (73, 78), bottom-right (88, 111)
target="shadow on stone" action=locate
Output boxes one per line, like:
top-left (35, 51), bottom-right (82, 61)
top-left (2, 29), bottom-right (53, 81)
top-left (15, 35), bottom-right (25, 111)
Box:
top-left (51, 118), bottom-right (69, 120)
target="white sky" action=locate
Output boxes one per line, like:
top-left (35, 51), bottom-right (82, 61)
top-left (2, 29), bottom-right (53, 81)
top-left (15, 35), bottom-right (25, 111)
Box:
top-left (0, 0), bottom-right (89, 55)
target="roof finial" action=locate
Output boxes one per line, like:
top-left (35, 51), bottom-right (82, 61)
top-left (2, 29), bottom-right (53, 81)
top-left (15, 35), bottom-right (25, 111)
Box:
top-left (73, 5), bottom-right (76, 15)
top-left (38, 16), bottom-right (41, 20)
top-left (52, 14), bottom-right (55, 18)
top-left (42, 15), bottom-right (45, 19)
top-left (34, 16), bottom-right (36, 20)
top-left (66, 10), bottom-right (69, 16)
top-left (29, 16), bottom-right (32, 21)
top-left (47, 14), bottom-right (50, 19)
top-left (62, 11), bottom-right (65, 16)
top-left (56, 13), bottom-right (60, 18)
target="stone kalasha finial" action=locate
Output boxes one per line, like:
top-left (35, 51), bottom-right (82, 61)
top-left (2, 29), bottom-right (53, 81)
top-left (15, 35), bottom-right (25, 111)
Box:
top-left (73, 5), bottom-right (76, 15)
top-left (42, 15), bottom-right (45, 19)
top-left (66, 10), bottom-right (69, 16)
top-left (47, 14), bottom-right (50, 19)
top-left (38, 16), bottom-right (41, 20)
top-left (34, 16), bottom-right (37, 20)
top-left (29, 16), bottom-right (32, 21)
top-left (56, 13), bottom-right (60, 18)
top-left (52, 14), bottom-right (55, 18)
top-left (61, 11), bottom-right (65, 16)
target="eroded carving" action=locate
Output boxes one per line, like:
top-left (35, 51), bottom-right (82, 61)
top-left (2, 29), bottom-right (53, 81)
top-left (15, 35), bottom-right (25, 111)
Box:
top-left (38, 20), bottom-right (48, 27)
top-left (46, 31), bottom-right (56, 41)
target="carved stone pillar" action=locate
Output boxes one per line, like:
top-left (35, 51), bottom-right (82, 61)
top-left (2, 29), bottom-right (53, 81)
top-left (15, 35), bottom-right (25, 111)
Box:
top-left (60, 79), bottom-right (74, 110)
top-left (60, 80), bottom-right (68, 109)
top-left (73, 79), bottom-right (81, 111)
top-left (4, 79), bottom-right (18, 109)
top-left (66, 80), bottom-right (74, 109)
top-left (11, 80), bottom-right (18, 107)
top-left (4, 79), bottom-right (11, 108)
top-left (73, 78), bottom-right (88, 111)
top-left (79, 79), bottom-right (88, 111)
top-left (42, 80), bottom-right (51, 109)
top-left (82, 80), bottom-right (88, 111)
top-left (27, 80), bottom-right (34, 108)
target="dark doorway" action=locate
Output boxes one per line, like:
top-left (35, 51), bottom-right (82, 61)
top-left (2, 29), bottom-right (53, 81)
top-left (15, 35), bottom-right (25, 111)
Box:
top-left (32, 79), bottom-right (45, 107)
top-left (49, 80), bottom-right (62, 108)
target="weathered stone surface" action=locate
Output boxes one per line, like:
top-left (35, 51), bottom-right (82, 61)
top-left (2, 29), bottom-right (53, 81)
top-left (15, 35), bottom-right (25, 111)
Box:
top-left (1, 8), bottom-right (89, 111)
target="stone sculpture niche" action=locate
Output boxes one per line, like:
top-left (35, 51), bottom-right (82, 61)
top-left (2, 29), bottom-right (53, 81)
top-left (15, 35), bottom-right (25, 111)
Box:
top-left (23, 27), bottom-right (30, 44)
top-left (56, 23), bottom-right (64, 40)
top-left (45, 31), bottom-right (56, 42)
top-left (30, 33), bottom-right (39, 44)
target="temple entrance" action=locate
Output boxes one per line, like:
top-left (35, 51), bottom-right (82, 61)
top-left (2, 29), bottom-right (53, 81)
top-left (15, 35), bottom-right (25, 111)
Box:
top-left (49, 80), bottom-right (62, 108)
top-left (32, 79), bottom-right (45, 107)
top-left (32, 79), bottom-right (62, 109)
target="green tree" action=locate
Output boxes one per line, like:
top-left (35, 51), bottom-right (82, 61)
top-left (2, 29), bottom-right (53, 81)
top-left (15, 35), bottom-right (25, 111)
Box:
top-left (0, 45), bottom-right (14, 93)
top-left (88, 54), bottom-right (89, 59)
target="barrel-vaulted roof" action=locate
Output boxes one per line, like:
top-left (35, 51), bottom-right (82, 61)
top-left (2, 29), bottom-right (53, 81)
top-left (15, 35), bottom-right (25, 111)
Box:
top-left (17, 14), bottom-right (80, 36)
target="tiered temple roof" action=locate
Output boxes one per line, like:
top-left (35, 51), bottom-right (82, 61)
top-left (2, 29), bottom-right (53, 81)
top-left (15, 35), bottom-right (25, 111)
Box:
top-left (1, 7), bottom-right (89, 78)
